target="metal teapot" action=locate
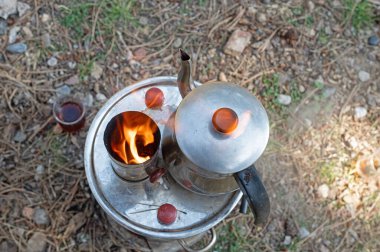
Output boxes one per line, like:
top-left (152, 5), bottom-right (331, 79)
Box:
top-left (162, 50), bottom-right (270, 224)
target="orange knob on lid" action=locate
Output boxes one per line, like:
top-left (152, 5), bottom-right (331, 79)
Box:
top-left (212, 108), bottom-right (238, 134)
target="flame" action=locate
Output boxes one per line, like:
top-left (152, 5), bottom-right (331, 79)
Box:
top-left (111, 112), bottom-right (157, 164)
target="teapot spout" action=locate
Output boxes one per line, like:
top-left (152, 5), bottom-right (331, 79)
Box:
top-left (177, 49), bottom-right (195, 98)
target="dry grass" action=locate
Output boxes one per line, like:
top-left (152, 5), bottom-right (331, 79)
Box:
top-left (1, 0), bottom-right (380, 251)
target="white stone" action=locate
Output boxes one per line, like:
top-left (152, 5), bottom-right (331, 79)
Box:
top-left (277, 94), bottom-right (292, 105)
top-left (8, 26), bottom-right (20, 44)
top-left (96, 93), bottom-right (107, 101)
top-left (17, 2), bottom-right (31, 17)
top-left (283, 235), bottom-right (292, 245)
top-left (67, 61), bottom-right (76, 69)
top-left (0, 0), bottom-right (18, 19)
top-left (256, 13), bottom-right (267, 24)
top-left (14, 131), bottom-right (26, 142)
top-left (47, 57), bottom-right (58, 67)
top-left (307, 1), bottom-right (315, 11)
top-left (40, 13), bottom-right (50, 23)
top-left (317, 184), bottom-right (330, 198)
top-left (219, 72), bottom-right (227, 82)
top-left (84, 93), bottom-right (94, 107)
top-left (224, 29), bottom-right (252, 56)
top-left (56, 85), bottom-right (71, 97)
top-left (358, 71), bottom-right (370, 82)
top-left (91, 63), bottom-right (103, 79)
top-left (22, 26), bottom-right (33, 39)
top-left (298, 227), bottom-right (310, 239)
top-left (173, 38), bottom-right (182, 48)
top-left (33, 208), bottom-right (50, 225)
top-left (354, 107), bottom-right (367, 119)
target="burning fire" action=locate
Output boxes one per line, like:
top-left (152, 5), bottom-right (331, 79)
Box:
top-left (111, 112), bottom-right (158, 164)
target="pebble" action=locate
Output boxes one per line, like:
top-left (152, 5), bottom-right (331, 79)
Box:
top-left (6, 43), bottom-right (27, 54)
top-left (35, 164), bottom-right (45, 181)
top-left (41, 33), bottom-right (51, 48)
top-left (298, 227), bottom-right (310, 239)
top-left (56, 85), bottom-right (71, 97)
top-left (8, 26), bottom-right (20, 44)
top-left (283, 235), bottom-right (292, 245)
top-left (307, 1), bottom-right (315, 11)
top-left (0, 19), bottom-right (7, 35)
top-left (317, 184), bottom-right (330, 198)
top-left (22, 26), bottom-right (33, 39)
top-left (26, 232), bottom-right (47, 252)
top-left (0, 0), bottom-right (18, 19)
top-left (14, 131), bottom-right (27, 142)
top-left (96, 93), bottom-right (107, 101)
top-left (368, 35), bottom-right (379, 46)
top-left (91, 63), bottom-right (103, 79)
top-left (256, 13), bottom-right (267, 24)
top-left (33, 207), bottom-right (50, 226)
top-left (22, 206), bottom-right (34, 219)
top-left (354, 107), bottom-right (367, 119)
top-left (358, 70), bottom-right (370, 82)
top-left (277, 94), bottom-right (292, 105)
top-left (173, 37), bottom-right (182, 48)
top-left (247, 6), bottom-right (257, 17)
top-left (47, 56), bottom-right (58, 67)
top-left (219, 72), bottom-right (227, 82)
top-left (64, 75), bottom-right (79, 85)
top-left (223, 29), bottom-right (252, 56)
top-left (322, 87), bottom-right (336, 98)
top-left (367, 94), bottom-right (378, 109)
top-left (17, 2), bottom-right (31, 17)
top-left (67, 61), bottom-right (76, 69)
top-left (84, 93), bottom-right (94, 107)
top-left (133, 47), bottom-right (147, 61)
top-left (139, 16), bottom-right (148, 25)
top-left (40, 13), bottom-right (50, 23)
top-left (299, 85), bottom-right (305, 93)
top-left (320, 244), bottom-right (330, 252)
top-left (325, 26), bottom-right (333, 35)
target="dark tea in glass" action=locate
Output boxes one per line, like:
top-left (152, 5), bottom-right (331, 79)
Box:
top-left (53, 96), bottom-right (85, 132)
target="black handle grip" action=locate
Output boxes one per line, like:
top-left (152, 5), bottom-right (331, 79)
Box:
top-left (234, 164), bottom-right (270, 225)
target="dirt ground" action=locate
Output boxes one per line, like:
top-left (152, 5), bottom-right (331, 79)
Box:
top-left (1, 0), bottom-right (380, 251)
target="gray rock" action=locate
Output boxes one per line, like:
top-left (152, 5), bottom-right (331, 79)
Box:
top-left (368, 35), bottom-right (379, 46)
top-left (367, 94), bottom-right (377, 109)
top-left (0, 19), bottom-right (7, 35)
top-left (6, 43), bottom-right (27, 54)
top-left (256, 13), bottom-right (267, 24)
top-left (354, 107), bottom-right (367, 119)
top-left (283, 235), bottom-right (292, 245)
top-left (0, 0), bottom-right (18, 19)
top-left (17, 2), bottom-right (31, 17)
top-left (358, 70), bottom-right (370, 82)
top-left (27, 232), bottom-right (47, 252)
top-left (64, 75), bottom-right (79, 85)
top-left (84, 93), bottom-right (94, 107)
top-left (322, 87), bottom-right (336, 98)
top-left (22, 26), bottom-right (33, 39)
top-left (33, 208), bottom-right (50, 226)
top-left (35, 165), bottom-right (45, 181)
top-left (96, 93), bottom-right (107, 101)
top-left (173, 37), bottom-right (182, 48)
top-left (277, 94), bottom-right (292, 105)
top-left (298, 227), bottom-right (310, 239)
top-left (14, 131), bottom-right (27, 142)
top-left (47, 57), bottom-right (58, 67)
top-left (8, 26), bottom-right (20, 44)
top-left (41, 33), bottom-right (51, 48)
top-left (56, 85), bottom-right (71, 97)
top-left (224, 30), bottom-right (252, 56)
top-left (317, 184), bottom-right (330, 198)
top-left (307, 1), bottom-right (315, 11)
top-left (40, 13), bottom-right (50, 23)
top-left (139, 16), bottom-right (148, 25)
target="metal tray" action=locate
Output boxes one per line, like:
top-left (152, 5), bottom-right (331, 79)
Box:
top-left (84, 76), bottom-right (242, 240)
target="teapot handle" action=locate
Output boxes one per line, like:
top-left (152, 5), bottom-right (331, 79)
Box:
top-left (234, 164), bottom-right (270, 225)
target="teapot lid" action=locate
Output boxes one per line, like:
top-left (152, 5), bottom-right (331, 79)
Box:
top-left (175, 82), bottom-right (269, 174)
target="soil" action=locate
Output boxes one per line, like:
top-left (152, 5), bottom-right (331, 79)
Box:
top-left (1, 0), bottom-right (379, 251)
